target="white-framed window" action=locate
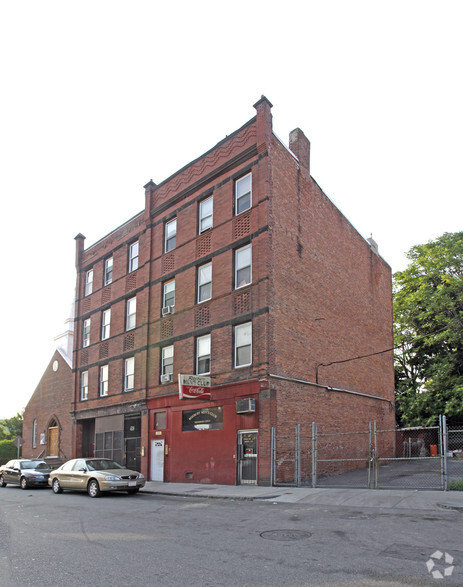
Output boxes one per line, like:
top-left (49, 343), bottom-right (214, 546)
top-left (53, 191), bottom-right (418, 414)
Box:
top-left (234, 322), bottom-right (252, 368)
top-left (235, 173), bottom-right (252, 215)
top-left (99, 364), bottom-right (109, 396)
top-left (84, 269), bottom-right (94, 296)
top-left (165, 218), bottom-right (177, 252)
top-left (81, 370), bottom-right (89, 400)
top-left (101, 308), bottom-right (111, 340)
top-left (83, 318), bottom-right (91, 348)
top-left (163, 280), bottom-right (175, 311)
top-left (196, 334), bottom-right (211, 375)
top-left (32, 419), bottom-right (37, 449)
top-left (129, 241), bottom-right (139, 273)
top-left (124, 357), bottom-right (134, 391)
top-left (197, 262), bottom-right (212, 303)
top-left (199, 196), bottom-right (213, 233)
top-left (104, 257), bottom-right (113, 286)
top-left (161, 345), bottom-right (174, 378)
top-left (235, 244), bottom-right (252, 289)
top-left (126, 297), bottom-right (136, 331)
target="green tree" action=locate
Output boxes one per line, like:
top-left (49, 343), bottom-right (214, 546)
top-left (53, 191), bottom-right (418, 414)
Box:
top-left (393, 231), bottom-right (463, 426)
top-left (0, 413), bottom-right (23, 441)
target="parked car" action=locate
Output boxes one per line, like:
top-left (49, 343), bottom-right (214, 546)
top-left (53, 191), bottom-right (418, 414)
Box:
top-left (48, 458), bottom-right (145, 497)
top-left (0, 459), bottom-right (52, 489)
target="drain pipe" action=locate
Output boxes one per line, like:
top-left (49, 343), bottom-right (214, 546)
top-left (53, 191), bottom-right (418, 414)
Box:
top-left (267, 373), bottom-right (393, 406)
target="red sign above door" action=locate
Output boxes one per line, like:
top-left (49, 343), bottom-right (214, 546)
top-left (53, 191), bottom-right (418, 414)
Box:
top-left (178, 374), bottom-right (212, 400)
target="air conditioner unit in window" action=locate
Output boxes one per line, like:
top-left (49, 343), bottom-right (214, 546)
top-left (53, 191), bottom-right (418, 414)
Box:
top-left (236, 398), bottom-right (256, 414)
top-left (162, 306), bottom-right (174, 316)
top-left (160, 373), bottom-right (173, 383)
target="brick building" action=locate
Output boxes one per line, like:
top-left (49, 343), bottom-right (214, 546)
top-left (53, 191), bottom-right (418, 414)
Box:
top-left (72, 96), bottom-right (395, 485)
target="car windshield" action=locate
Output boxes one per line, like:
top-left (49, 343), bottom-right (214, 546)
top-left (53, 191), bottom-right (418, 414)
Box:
top-left (86, 460), bottom-right (125, 471)
top-left (20, 461), bottom-right (50, 470)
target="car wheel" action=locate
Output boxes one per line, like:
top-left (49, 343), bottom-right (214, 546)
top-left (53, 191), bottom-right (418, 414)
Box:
top-left (87, 479), bottom-right (101, 498)
top-left (0, 475), bottom-right (6, 487)
top-left (20, 477), bottom-right (28, 490)
top-left (52, 478), bottom-right (63, 494)
top-left (127, 488), bottom-right (139, 495)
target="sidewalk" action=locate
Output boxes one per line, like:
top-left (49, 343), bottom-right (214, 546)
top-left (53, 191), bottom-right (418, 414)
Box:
top-left (141, 481), bottom-right (463, 511)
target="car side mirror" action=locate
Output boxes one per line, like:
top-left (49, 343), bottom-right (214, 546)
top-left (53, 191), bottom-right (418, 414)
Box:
top-left (13, 468), bottom-right (20, 472)
top-left (78, 468), bottom-right (87, 472)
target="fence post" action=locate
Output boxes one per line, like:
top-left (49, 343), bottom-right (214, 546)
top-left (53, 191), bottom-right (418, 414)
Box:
top-left (367, 421), bottom-right (372, 489)
top-left (374, 420), bottom-right (378, 489)
top-left (270, 427), bottom-right (275, 487)
top-left (442, 415), bottom-right (448, 491)
top-left (312, 422), bottom-right (317, 488)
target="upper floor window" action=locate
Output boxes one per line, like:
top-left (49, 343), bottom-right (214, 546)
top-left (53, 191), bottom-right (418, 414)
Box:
top-left (161, 345), bottom-right (174, 382)
top-left (32, 419), bottom-right (37, 449)
top-left (234, 322), bottom-right (252, 368)
top-left (235, 173), bottom-right (252, 215)
top-left (199, 196), bottom-right (213, 233)
top-left (197, 262), bottom-right (212, 303)
top-left (165, 218), bottom-right (177, 252)
top-left (235, 244), bottom-right (252, 289)
top-left (81, 370), bottom-right (89, 400)
top-left (126, 297), bottom-right (136, 331)
top-left (104, 257), bottom-right (113, 286)
top-left (99, 365), bottom-right (109, 396)
top-left (162, 280), bottom-right (175, 314)
top-left (101, 308), bottom-right (111, 340)
top-left (196, 334), bottom-right (211, 375)
top-left (124, 357), bottom-right (134, 391)
top-left (83, 318), bottom-right (91, 348)
top-left (129, 241), bottom-right (139, 273)
top-left (84, 269), bottom-right (93, 296)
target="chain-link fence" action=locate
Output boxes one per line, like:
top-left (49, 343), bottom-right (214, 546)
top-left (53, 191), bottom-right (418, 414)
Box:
top-left (447, 426), bottom-right (463, 489)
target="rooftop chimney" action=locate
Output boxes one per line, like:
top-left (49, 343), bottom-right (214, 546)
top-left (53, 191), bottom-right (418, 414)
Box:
top-left (289, 128), bottom-right (310, 176)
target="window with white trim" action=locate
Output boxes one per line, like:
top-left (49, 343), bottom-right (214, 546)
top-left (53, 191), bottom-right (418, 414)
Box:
top-left (165, 218), bottom-right (177, 252)
top-left (81, 371), bottom-right (89, 400)
top-left (83, 318), bottom-right (91, 348)
top-left (161, 345), bottom-right (174, 379)
top-left (163, 280), bottom-right (175, 312)
top-left (234, 322), bottom-right (252, 368)
top-left (104, 257), bottom-right (113, 286)
top-left (197, 262), bottom-right (212, 303)
top-left (235, 244), bottom-right (252, 288)
top-left (235, 173), bottom-right (252, 215)
top-left (101, 308), bottom-right (111, 340)
top-left (129, 241), bottom-right (139, 272)
top-left (126, 297), bottom-right (136, 331)
top-left (84, 269), bottom-right (93, 296)
top-left (199, 196), bottom-right (213, 233)
top-left (196, 334), bottom-right (211, 375)
top-left (124, 357), bottom-right (134, 391)
top-left (99, 364), bottom-right (109, 396)
top-left (32, 419), bottom-right (37, 449)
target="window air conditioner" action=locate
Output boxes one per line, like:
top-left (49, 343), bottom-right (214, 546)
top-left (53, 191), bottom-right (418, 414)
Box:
top-left (236, 398), bottom-right (256, 414)
top-left (160, 373), bottom-right (173, 383)
top-left (162, 306), bottom-right (174, 316)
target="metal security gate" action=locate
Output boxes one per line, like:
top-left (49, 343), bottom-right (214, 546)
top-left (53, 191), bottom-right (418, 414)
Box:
top-left (270, 416), bottom-right (463, 490)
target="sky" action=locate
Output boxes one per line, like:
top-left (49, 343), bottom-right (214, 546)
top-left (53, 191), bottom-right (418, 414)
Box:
top-left (1, 1), bottom-right (462, 420)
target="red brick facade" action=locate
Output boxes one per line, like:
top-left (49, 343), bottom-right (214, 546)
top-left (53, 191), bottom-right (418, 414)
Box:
top-left (71, 96), bottom-right (395, 485)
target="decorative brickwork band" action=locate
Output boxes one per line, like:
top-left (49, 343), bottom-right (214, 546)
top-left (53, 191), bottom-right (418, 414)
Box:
top-left (234, 291), bottom-right (251, 315)
top-left (196, 232), bottom-right (211, 258)
top-left (123, 333), bottom-right (135, 351)
top-left (161, 319), bottom-right (173, 339)
top-left (162, 253), bottom-right (175, 274)
top-left (126, 273), bottom-right (137, 292)
top-left (233, 212), bottom-right (251, 240)
top-left (101, 287), bottom-right (112, 304)
top-left (195, 305), bottom-right (210, 328)
top-left (99, 342), bottom-right (109, 359)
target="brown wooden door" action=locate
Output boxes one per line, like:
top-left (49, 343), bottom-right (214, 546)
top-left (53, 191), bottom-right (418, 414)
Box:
top-left (48, 427), bottom-right (59, 457)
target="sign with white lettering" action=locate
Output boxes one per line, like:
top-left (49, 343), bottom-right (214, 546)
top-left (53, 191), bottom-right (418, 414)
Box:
top-left (178, 374), bottom-right (212, 400)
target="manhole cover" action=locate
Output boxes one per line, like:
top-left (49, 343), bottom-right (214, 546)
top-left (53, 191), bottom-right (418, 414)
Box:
top-left (260, 529), bottom-right (312, 541)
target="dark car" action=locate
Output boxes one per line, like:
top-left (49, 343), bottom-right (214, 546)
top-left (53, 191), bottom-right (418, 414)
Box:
top-left (0, 459), bottom-right (52, 489)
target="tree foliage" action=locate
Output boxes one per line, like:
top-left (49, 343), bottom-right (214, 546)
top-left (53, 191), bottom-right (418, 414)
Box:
top-left (0, 413), bottom-right (23, 441)
top-left (393, 232), bottom-right (463, 426)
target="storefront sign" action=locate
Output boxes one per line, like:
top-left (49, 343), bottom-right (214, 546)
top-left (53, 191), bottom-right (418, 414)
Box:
top-left (182, 407), bottom-right (223, 431)
top-left (178, 374), bottom-right (212, 400)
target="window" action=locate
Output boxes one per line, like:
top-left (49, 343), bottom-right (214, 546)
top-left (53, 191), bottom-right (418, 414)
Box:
top-left (83, 318), bottom-right (91, 348)
top-left (154, 411), bottom-right (167, 430)
top-left (196, 334), bottom-right (211, 375)
top-left (199, 196), bottom-right (213, 233)
top-left (101, 309), bottom-right (111, 340)
top-left (129, 241), bottom-right (139, 272)
top-left (197, 262), bottom-right (212, 303)
top-left (235, 173), bottom-right (252, 215)
top-left (235, 244), bottom-right (252, 288)
top-left (81, 371), bottom-right (89, 400)
top-left (161, 345), bottom-right (174, 380)
top-left (99, 365), bottom-right (109, 396)
top-left (234, 322), bottom-right (252, 368)
top-left (124, 357), bottom-right (134, 391)
top-left (84, 269), bottom-right (93, 296)
top-left (32, 419), bottom-right (37, 449)
top-left (165, 218), bottom-right (177, 252)
top-left (163, 280), bottom-right (175, 312)
top-left (104, 257), bottom-right (113, 286)
top-left (126, 297), bottom-right (136, 331)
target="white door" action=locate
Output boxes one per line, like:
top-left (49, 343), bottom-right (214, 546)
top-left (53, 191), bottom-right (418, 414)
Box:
top-left (150, 439), bottom-right (165, 481)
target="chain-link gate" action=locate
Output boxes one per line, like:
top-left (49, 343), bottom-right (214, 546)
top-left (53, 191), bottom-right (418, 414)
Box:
top-left (271, 416), bottom-right (463, 490)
